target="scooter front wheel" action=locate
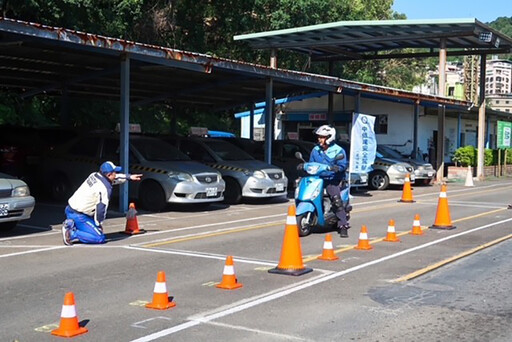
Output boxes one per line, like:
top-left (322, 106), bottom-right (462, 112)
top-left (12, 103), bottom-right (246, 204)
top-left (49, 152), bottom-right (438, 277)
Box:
top-left (297, 214), bottom-right (313, 237)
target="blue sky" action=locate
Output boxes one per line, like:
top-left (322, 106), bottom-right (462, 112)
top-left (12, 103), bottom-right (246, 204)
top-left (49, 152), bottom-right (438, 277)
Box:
top-left (392, 0), bottom-right (511, 23)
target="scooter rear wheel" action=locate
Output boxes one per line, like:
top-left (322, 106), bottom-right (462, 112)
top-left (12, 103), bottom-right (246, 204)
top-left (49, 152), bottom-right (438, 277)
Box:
top-left (297, 214), bottom-right (313, 237)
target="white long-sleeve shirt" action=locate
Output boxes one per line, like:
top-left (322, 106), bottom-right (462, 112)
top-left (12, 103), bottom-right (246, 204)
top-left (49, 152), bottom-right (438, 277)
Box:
top-left (68, 172), bottom-right (129, 226)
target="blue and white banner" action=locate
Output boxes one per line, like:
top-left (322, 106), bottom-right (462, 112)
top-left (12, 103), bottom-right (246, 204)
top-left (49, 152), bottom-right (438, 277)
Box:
top-left (349, 113), bottom-right (377, 173)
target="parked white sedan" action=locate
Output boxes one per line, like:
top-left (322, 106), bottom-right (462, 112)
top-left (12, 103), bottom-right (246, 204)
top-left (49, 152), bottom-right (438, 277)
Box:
top-left (0, 172), bottom-right (35, 231)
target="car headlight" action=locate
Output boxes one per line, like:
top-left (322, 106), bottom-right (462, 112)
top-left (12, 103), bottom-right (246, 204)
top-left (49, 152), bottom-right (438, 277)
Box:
top-left (168, 171), bottom-right (193, 182)
top-left (392, 165), bottom-right (406, 173)
top-left (252, 170), bottom-right (266, 179)
top-left (12, 185), bottom-right (30, 197)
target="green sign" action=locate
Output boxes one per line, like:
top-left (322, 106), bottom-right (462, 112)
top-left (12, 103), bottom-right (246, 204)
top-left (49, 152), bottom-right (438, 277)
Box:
top-left (497, 121), bottom-right (512, 148)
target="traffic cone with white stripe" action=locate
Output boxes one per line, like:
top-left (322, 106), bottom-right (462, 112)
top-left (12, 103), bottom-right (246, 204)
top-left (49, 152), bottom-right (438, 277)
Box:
top-left (145, 271), bottom-right (176, 310)
top-left (122, 203), bottom-right (146, 235)
top-left (51, 292), bottom-right (88, 337)
top-left (318, 234), bottom-right (339, 261)
top-left (430, 184), bottom-right (456, 230)
top-left (383, 219), bottom-right (400, 242)
top-left (398, 173), bottom-right (415, 203)
top-left (216, 255), bottom-right (243, 290)
top-left (410, 214), bottom-right (424, 235)
top-left (354, 225), bottom-right (373, 250)
top-left (465, 166), bottom-right (474, 187)
top-left (268, 205), bottom-right (313, 276)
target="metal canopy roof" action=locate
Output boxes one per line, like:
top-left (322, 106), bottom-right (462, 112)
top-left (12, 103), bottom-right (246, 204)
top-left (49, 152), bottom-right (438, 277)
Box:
top-left (234, 18), bottom-right (512, 62)
top-left (0, 17), bottom-right (470, 110)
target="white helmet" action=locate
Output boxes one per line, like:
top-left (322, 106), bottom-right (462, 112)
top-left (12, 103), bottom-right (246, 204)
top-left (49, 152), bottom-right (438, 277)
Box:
top-left (314, 125), bottom-right (336, 144)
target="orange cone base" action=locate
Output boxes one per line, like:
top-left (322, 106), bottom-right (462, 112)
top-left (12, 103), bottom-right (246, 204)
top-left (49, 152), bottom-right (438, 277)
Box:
top-left (383, 236), bottom-right (400, 242)
top-left (216, 282), bottom-right (243, 290)
top-left (51, 326), bottom-right (88, 338)
top-left (354, 244), bottom-right (373, 250)
top-left (121, 228), bottom-right (147, 235)
top-left (410, 230), bottom-right (424, 235)
top-left (318, 254), bottom-right (339, 261)
top-left (268, 266), bottom-right (313, 276)
top-left (398, 199), bottom-right (415, 203)
top-left (145, 301), bottom-right (176, 310)
top-left (429, 224), bottom-right (456, 230)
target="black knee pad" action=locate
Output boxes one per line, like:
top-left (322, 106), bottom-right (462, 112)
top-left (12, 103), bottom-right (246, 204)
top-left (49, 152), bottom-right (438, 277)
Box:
top-left (332, 195), bottom-right (343, 209)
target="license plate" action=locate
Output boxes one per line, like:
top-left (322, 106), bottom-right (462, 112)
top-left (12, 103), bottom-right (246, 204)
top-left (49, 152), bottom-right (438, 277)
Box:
top-left (206, 187), bottom-right (217, 197)
top-left (0, 203), bottom-right (8, 217)
top-left (410, 175), bottom-right (415, 181)
top-left (276, 183), bottom-right (284, 191)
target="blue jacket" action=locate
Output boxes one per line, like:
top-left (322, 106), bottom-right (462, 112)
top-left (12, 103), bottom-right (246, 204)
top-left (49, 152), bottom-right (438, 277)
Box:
top-left (309, 143), bottom-right (347, 182)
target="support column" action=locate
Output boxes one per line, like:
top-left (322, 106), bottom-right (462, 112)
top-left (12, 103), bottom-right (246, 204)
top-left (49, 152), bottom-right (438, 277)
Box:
top-left (264, 77), bottom-right (273, 164)
top-left (413, 100), bottom-right (419, 158)
top-left (436, 39), bottom-right (447, 182)
top-left (119, 54), bottom-right (130, 213)
top-left (477, 54), bottom-right (487, 180)
top-left (327, 61), bottom-right (334, 125)
top-left (249, 103), bottom-right (255, 140)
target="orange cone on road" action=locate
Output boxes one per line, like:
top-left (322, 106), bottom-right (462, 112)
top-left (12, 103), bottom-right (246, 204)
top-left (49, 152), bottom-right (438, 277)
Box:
top-left (317, 234), bottom-right (339, 261)
top-left (410, 214), bottom-right (424, 235)
top-left (268, 205), bottom-right (313, 276)
top-left (398, 173), bottom-right (415, 203)
top-left (51, 292), bottom-right (88, 338)
top-left (383, 219), bottom-right (400, 242)
top-left (122, 203), bottom-right (146, 235)
top-left (216, 255), bottom-right (243, 290)
top-left (430, 184), bottom-right (456, 230)
top-left (354, 225), bottom-right (373, 250)
top-left (146, 271), bottom-right (176, 310)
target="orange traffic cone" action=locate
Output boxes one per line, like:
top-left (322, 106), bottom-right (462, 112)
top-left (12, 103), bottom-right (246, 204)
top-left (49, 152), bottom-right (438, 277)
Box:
top-left (383, 219), bottom-right (400, 242)
top-left (398, 173), bottom-right (415, 203)
top-left (317, 234), bottom-right (339, 261)
top-left (268, 205), bottom-right (313, 276)
top-left (145, 271), bottom-right (176, 310)
top-left (354, 225), bottom-right (373, 250)
top-left (51, 292), bottom-right (88, 337)
top-left (410, 214), bottom-right (424, 235)
top-left (122, 203), bottom-right (146, 235)
top-left (216, 255), bottom-right (243, 290)
top-left (430, 184), bottom-right (456, 230)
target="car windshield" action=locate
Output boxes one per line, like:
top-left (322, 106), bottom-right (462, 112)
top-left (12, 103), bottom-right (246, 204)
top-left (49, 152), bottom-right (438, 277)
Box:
top-left (377, 145), bottom-right (404, 159)
top-left (132, 138), bottom-right (191, 161)
top-left (206, 140), bottom-right (255, 161)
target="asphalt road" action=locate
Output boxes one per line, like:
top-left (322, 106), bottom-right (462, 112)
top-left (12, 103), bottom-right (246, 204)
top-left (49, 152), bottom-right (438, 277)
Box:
top-left (1, 180), bottom-right (512, 341)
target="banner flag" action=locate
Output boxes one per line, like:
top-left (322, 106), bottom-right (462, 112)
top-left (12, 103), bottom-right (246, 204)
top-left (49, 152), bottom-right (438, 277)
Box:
top-left (349, 113), bottom-right (377, 173)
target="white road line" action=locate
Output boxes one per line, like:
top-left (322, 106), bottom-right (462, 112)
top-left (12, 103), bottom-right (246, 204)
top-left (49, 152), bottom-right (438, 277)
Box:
top-left (130, 216), bottom-right (512, 342)
top-left (125, 246), bottom-right (278, 266)
top-left (0, 246), bottom-right (65, 258)
top-left (0, 230), bottom-right (58, 242)
top-left (204, 321), bottom-right (311, 341)
top-left (418, 201), bottom-right (505, 209)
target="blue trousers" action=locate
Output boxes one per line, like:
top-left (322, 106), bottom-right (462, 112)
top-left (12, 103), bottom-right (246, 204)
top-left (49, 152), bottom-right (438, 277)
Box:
top-left (65, 206), bottom-right (106, 244)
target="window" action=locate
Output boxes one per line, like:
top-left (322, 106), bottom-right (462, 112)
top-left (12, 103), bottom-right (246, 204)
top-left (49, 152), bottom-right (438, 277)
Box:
top-left (374, 114), bottom-right (388, 134)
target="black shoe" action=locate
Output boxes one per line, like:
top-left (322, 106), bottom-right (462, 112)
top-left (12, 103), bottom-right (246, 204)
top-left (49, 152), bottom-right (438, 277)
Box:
top-left (338, 227), bottom-right (349, 238)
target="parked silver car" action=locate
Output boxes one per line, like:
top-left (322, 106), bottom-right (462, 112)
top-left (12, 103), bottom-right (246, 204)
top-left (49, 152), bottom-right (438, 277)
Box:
top-left (338, 141), bottom-right (414, 190)
top-left (0, 172), bottom-right (35, 231)
top-left (378, 145), bottom-right (436, 185)
top-left (165, 136), bottom-right (288, 204)
top-left (40, 134), bottom-right (225, 211)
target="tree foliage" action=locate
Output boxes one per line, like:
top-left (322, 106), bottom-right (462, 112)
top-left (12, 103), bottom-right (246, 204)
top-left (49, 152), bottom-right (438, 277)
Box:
top-left (0, 0), bottom-right (437, 131)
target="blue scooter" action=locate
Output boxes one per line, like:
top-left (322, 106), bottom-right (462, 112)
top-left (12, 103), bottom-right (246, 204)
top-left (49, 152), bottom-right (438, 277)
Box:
top-left (294, 152), bottom-right (351, 237)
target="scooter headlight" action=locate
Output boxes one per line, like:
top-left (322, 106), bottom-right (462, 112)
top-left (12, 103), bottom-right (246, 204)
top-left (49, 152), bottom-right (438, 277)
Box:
top-left (305, 164), bottom-right (320, 174)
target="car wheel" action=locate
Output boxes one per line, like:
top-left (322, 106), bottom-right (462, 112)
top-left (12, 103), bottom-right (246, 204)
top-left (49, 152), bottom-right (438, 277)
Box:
top-left (139, 180), bottom-right (167, 212)
top-left (224, 178), bottom-right (242, 204)
top-left (0, 221), bottom-right (18, 232)
top-left (50, 174), bottom-right (72, 201)
top-left (369, 171), bottom-right (390, 190)
top-left (297, 214), bottom-right (314, 237)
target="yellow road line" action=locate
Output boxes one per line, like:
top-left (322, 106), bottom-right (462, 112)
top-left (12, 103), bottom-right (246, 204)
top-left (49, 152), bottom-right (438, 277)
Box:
top-left (142, 221), bottom-right (282, 247)
top-left (391, 233), bottom-right (512, 282)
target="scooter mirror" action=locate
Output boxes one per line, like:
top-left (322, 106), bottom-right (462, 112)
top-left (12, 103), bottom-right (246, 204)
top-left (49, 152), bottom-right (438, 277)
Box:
top-left (295, 151), bottom-right (303, 160)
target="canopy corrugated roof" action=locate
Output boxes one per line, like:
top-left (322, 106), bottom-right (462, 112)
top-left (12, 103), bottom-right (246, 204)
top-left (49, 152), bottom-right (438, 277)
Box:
top-left (234, 18), bottom-right (512, 61)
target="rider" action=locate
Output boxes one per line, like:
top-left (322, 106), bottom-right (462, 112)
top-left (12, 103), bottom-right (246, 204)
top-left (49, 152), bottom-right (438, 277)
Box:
top-left (308, 125), bottom-right (350, 237)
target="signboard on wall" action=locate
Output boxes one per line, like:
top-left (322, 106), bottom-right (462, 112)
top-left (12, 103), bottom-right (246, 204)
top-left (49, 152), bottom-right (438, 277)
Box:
top-left (497, 121), bottom-right (512, 148)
